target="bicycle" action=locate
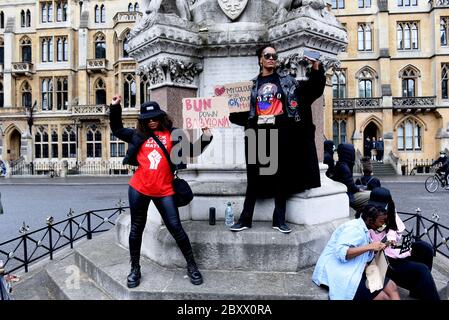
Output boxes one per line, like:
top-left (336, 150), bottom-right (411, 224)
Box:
top-left (424, 167), bottom-right (449, 193)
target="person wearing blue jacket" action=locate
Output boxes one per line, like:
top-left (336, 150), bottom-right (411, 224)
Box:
top-left (312, 205), bottom-right (400, 300)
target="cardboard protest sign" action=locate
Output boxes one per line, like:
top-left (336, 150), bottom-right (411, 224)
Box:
top-left (182, 97), bottom-right (230, 129)
top-left (214, 81), bottom-right (252, 113)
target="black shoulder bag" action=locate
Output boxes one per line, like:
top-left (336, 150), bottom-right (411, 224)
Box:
top-left (151, 134), bottom-right (193, 207)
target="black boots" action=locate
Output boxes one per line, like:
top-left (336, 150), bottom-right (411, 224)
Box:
top-left (186, 257), bottom-right (203, 285)
top-left (127, 256), bottom-right (141, 288)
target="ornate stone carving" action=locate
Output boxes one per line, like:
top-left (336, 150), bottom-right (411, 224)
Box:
top-left (138, 58), bottom-right (203, 86)
top-left (142, 0), bottom-right (191, 20)
top-left (277, 52), bottom-right (340, 79)
top-left (321, 56), bottom-right (341, 72)
top-left (277, 53), bottom-right (306, 77)
top-left (217, 0), bottom-right (249, 20)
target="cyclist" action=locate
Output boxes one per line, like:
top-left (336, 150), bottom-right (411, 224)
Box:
top-left (431, 151), bottom-right (449, 189)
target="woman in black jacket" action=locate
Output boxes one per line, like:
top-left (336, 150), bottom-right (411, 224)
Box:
top-left (229, 45), bottom-right (325, 234)
top-left (109, 95), bottom-right (212, 288)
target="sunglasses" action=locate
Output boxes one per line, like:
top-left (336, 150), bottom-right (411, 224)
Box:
top-left (263, 53), bottom-right (278, 61)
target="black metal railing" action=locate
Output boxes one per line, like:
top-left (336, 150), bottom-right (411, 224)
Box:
top-left (400, 158), bottom-right (434, 175)
top-left (9, 160), bottom-right (136, 176)
top-left (0, 203), bottom-right (128, 275)
top-left (398, 209), bottom-right (449, 259)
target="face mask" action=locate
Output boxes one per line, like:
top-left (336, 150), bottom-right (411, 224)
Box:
top-left (376, 224), bottom-right (387, 232)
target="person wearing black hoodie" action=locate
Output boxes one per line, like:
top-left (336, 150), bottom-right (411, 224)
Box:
top-left (323, 140), bottom-right (335, 178)
top-left (332, 143), bottom-right (370, 210)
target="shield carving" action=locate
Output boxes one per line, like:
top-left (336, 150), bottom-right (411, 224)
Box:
top-left (218, 0), bottom-right (248, 21)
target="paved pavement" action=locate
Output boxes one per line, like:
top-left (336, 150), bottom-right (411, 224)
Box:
top-left (0, 174), bottom-right (448, 243)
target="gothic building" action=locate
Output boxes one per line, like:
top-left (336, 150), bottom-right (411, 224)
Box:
top-left (0, 1), bottom-right (145, 174)
top-left (326, 0), bottom-right (449, 173)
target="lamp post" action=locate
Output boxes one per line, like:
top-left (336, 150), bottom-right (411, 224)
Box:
top-left (25, 100), bottom-right (36, 136)
top-left (24, 100), bottom-right (36, 174)
top-left (73, 119), bottom-right (79, 171)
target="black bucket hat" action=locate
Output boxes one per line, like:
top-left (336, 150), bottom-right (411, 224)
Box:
top-left (368, 187), bottom-right (392, 211)
top-left (139, 101), bottom-right (166, 120)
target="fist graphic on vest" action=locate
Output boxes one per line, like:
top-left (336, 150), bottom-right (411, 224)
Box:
top-left (148, 150), bottom-right (162, 170)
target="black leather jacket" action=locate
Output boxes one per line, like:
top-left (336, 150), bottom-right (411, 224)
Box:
top-left (109, 104), bottom-right (213, 169)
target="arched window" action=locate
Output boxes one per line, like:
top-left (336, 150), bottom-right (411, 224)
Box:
top-left (62, 2), bottom-right (68, 21)
top-left (0, 82), bottom-right (4, 108)
top-left (123, 32), bottom-right (130, 58)
top-left (48, 37), bottom-right (53, 61)
top-left (94, 33), bottom-right (106, 59)
top-left (123, 73), bottom-right (136, 108)
top-left (333, 119), bottom-right (347, 146)
top-left (51, 129), bottom-right (59, 158)
top-left (95, 78), bottom-right (107, 105)
top-left (41, 78), bottom-right (53, 110)
top-left (42, 39), bottom-right (47, 62)
top-left (86, 125), bottom-right (102, 158)
top-left (397, 22), bottom-right (419, 50)
top-left (442, 64), bottom-right (449, 99)
top-left (21, 81), bottom-right (32, 108)
top-left (400, 67), bottom-right (419, 97)
top-left (94, 4), bottom-right (100, 23)
top-left (21, 10), bottom-right (26, 27)
top-left (441, 17), bottom-right (449, 46)
top-left (128, 3), bottom-right (133, 12)
top-left (110, 132), bottom-right (126, 157)
top-left (48, 2), bottom-right (53, 22)
top-left (57, 2), bottom-right (62, 21)
top-left (358, 23), bottom-right (372, 51)
top-left (57, 38), bottom-right (63, 61)
top-left (357, 68), bottom-right (375, 98)
top-left (56, 77), bottom-right (68, 110)
top-left (134, 2), bottom-right (140, 11)
top-left (63, 37), bottom-right (68, 61)
top-left (0, 11), bottom-right (4, 29)
top-left (35, 126), bottom-right (49, 159)
top-left (397, 118), bottom-right (422, 151)
top-left (140, 75), bottom-right (151, 104)
top-left (20, 36), bottom-right (32, 63)
top-left (55, 36), bottom-right (68, 61)
top-left (26, 9), bottom-right (31, 27)
top-left (100, 4), bottom-right (106, 23)
top-left (62, 126), bottom-right (76, 158)
top-left (332, 69), bottom-right (346, 99)
top-left (41, 3), bottom-right (47, 23)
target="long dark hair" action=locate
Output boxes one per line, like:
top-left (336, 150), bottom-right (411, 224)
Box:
top-left (385, 200), bottom-right (398, 231)
top-left (136, 114), bottom-right (173, 138)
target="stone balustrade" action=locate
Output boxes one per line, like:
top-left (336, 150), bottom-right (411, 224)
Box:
top-left (113, 11), bottom-right (142, 27)
top-left (11, 62), bottom-right (33, 76)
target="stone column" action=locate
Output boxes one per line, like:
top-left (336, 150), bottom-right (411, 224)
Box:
top-left (3, 18), bottom-right (14, 109)
top-left (151, 86), bottom-right (197, 128)
top-left (77, 12), bottom-right (89, 105)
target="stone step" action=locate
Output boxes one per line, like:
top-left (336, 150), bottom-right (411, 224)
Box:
top-left (372, 163), bottom-right (397, 176)
top-left (115, 218), bottom-right (347, 272)
top-left (45, 254), bottom-right (112, 300)
top-left (74, 231), bottom-right (328, 300)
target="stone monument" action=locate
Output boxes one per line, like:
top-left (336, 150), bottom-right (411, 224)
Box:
top-left (116, 0), bottom-right (348, 274)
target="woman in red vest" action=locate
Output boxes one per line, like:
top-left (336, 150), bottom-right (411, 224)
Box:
top-left (109, 95), bottom-right (212, 288)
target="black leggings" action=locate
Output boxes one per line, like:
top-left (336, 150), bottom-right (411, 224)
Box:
top-left (238, 183), bottom-right (287, 227)
top-left (128, 186), bottom-right (194, 262)
top-left (386, 240), bottom-right (440, 300)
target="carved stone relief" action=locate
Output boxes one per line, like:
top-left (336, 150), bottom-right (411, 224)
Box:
top-left (138, 58), bottom-right (203, 87)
